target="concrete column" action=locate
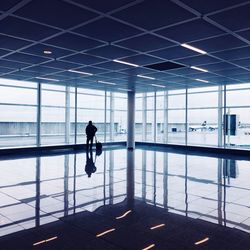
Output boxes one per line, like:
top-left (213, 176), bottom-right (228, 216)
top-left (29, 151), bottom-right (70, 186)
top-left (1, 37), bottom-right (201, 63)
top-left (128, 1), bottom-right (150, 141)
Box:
top-left (104, 91), bottom-right (107, 143)
top-left (110, 92), bottom-right (114, 141)
top-left (218, 85), bottom-right (223, 147)
top-left (153, 92), bottom-right (157, 142)
top-left (127, 149), bottom-right (135, 207)
top-left (223, 84), bottom-right (227, 148)
top-left (185, 88), bottom-right (188, 145)
top-left (74, 86), bottom-right (77, 144)
top-left (163, 91), bottom-right (168, 143)
top-left (64, 155), bottom-right (69, 216)
top-left (36, 82), bottom-right (41, 146)
top-left (35, 157), bottom-right (40, 227)
top-left (65, 86), bottom-right (70, 144)
top-left (127, 91), bottom-right (135, 149)
top-left (142, 93), bottom-right (147, 141)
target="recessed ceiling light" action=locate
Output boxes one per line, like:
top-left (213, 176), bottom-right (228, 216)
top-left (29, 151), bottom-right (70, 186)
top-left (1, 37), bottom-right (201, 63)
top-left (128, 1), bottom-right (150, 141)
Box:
top-left (118, 88), bottom-right (133, 92)
top-left (68, 69), bottom-right (93, 76)
top-left (43, 50), bottom-right (52, 55)
top-left (137, 74), bottom-right (155, 80)
top-left (35, 77), bottom-right (59, 82)
top-left (181, 44), bottom-right (207, 54)
top-left (151, 84), bottom-right (165, 88)
top-left (195, 78), bottom-right (209, 83)
top-left (98, 80), bottom-right (116, 85)
top-left (113, 59), bottom-right (139, 67)
top-left (191, 66), bottom-right (208, 73)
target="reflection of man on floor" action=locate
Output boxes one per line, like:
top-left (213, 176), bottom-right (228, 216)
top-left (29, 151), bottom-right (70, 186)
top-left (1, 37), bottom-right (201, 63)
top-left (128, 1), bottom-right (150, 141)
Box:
top-left (85, 149), bottom-right (96, 178)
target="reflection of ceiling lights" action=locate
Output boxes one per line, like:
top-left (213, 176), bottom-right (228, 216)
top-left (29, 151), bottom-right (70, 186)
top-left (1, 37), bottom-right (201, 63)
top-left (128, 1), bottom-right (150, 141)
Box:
top-left (150, 224), bottom-right (165, 230)
top-left (195, 237), bottom-right (209, 245)
top-left (191, 66), bottom-right (208, 73)
top-left (97, 80), bottom-right (116, 85)
top-left (118, 88), bottom-right (133, 92)
top-left (68, 69), bottom-right (93, 76)
top-left (195, 78), bottom-right (209, 83)
top-left (142, 244), bottom-right (155, 250)
top-left (137, 74), bottom-right (155, 80)
top-left (43, 50), bottom-right (52, 55)
top-left (181, 43), bottom-right (207, 54)
top-left (35, 77), bottom-right (59, 82)
top-left (116, 210), bottom-right (132, 219)
top-left (151, 84), bottom-right (165, 88)
top-left (113, 59), bottom-right (139, 67)
top-left (96, 228), bottom-right (115, 238)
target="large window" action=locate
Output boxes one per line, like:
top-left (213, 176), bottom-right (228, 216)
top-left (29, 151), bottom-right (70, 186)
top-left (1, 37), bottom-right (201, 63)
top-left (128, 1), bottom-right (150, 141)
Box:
top-left (0, 79), bottom-right (37, 147)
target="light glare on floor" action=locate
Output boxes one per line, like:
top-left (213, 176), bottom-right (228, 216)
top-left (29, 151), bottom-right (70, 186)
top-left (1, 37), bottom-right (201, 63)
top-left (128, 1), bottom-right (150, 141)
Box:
top-left (96, 228), bottom-right (115, 237)
top-left (195, 237), bottom-right (209, 245)
top-left (116, 210), bottom-right (132, 219)
top-left (150, 223), bottom-right (165, 230)
top-left (142, 243), bottom-right (155, 250)
top-left (33, 236), bottom-right (58, 246)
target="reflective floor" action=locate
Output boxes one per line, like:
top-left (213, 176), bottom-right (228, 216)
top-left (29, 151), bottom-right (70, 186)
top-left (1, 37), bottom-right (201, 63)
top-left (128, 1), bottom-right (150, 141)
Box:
top-left (0, 147), bottom-right (250, 249)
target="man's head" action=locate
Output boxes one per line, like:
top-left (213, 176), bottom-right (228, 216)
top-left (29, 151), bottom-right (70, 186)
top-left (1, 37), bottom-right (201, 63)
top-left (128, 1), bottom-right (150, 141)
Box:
top-left (88, 121), bottom-right (92, 125)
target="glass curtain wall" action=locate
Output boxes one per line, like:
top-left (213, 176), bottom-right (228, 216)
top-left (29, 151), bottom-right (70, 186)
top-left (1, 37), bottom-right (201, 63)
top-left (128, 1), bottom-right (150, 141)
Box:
top-left (41, 84), bottom-right (66, 145)
top-left (0, 79), bottom-right (37, 147)
top-left (135, 83), bottom-right (250, 149)
top-left (0, 78), bottom-right (127, 148)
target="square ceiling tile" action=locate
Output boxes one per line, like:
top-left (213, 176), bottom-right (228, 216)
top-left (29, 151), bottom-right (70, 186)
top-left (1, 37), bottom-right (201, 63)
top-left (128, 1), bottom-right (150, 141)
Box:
top-left (46, 33), bottom-right (103, 51)
top-left (15, 0), bottom-right (98, 29)
top-left (209, 3), bottom-right (250, 31)
top-left (156, 19), bottom-right (225, 43)
top-left (0, 59), bottom-right (30, 69)
top-left (120, 54), bottom-right (163, 66)
top-left (21, 44), bottom-right (72, 59)
top-left (42, 60), bottom-right (81, 70)
top-left (98, 71), bottom-right (128, 79)
top-left (76, 66), bottom-right (110, 74)
top-left (115, 34), bottom-right (174, 52)
top-left (0, 48), bottom-right (10, 57)
top-left (189, 34), bottom-right (246, 53)
top-left (71, 0), bottom-right (135, 13)
top-left (4, 52), bottom-right (50, 64)
top-left (95, 61), bottom-right (132, 70)
top-left (199, 62), bottom-right (237, 71)
top-left (237, 29), bottom-right (250, 41)
top-left (86, 45), bottom-right (135, 59)
top-left (150, 45), bottom-right (198, 60)
top-left (25, 65), bottom-right (61, 74)
top-left (212, 46), bottom-right (250, 60)
top-left (0, 34), bottom-right (30, 50)
top-left (0, 17), bottom-right (59, 40)
top-left (0, 67), bottom-right (14, 74)
top-left (74, 18), bottom-right (140, 42)
top-left (232, 57), bottom-right (250, 68)
top-left (0, 0), bottom-right (23, 11)
top-left (180, 0), bottom-right (246, 14)
top-left (60, 53), bottom-right (106, 65)
top-left (177, 55), bottom-right (221, 66)
top-left (120, 67), bottom-right (155, 76)
top-left (215, 68), bottom-right (249, 77)
top-left (112, 0), bottom-right (195, 30)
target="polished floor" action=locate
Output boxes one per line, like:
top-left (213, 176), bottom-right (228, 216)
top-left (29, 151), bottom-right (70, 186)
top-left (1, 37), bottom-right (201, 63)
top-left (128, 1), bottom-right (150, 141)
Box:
top-left (0, 147), bottom-right (250, 249)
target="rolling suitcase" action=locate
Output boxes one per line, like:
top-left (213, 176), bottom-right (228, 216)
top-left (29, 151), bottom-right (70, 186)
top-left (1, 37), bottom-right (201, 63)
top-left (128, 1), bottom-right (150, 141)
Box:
top-left (95, 136), bottom-right (102, 151)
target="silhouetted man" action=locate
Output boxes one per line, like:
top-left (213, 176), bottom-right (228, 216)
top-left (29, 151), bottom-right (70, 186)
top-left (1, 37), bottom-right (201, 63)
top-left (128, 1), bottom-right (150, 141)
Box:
top-left (85, 121), bottom-right (97, 150)
top-left (85, 150), bottom-right (96, 178)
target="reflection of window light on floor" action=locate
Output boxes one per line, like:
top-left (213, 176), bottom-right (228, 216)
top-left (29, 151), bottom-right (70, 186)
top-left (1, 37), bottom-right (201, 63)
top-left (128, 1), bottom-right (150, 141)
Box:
top-left (194, 237), bottom-right (209, 245)
top-left (116, 210), bottom-right (132, 219)
top-left (150, 223), bottom-right (165, 230)
top-left (33, 236), bottom-right (58, 246)
top-left (142, 243), bottom-right (155, 250)
top-left (96, 228), bottom-right (116, 237)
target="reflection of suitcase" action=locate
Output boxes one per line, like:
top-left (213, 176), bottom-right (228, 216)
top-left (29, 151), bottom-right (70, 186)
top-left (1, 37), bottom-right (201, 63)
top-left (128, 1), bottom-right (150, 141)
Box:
top-left (95, 136), bottom-right (102, 150)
